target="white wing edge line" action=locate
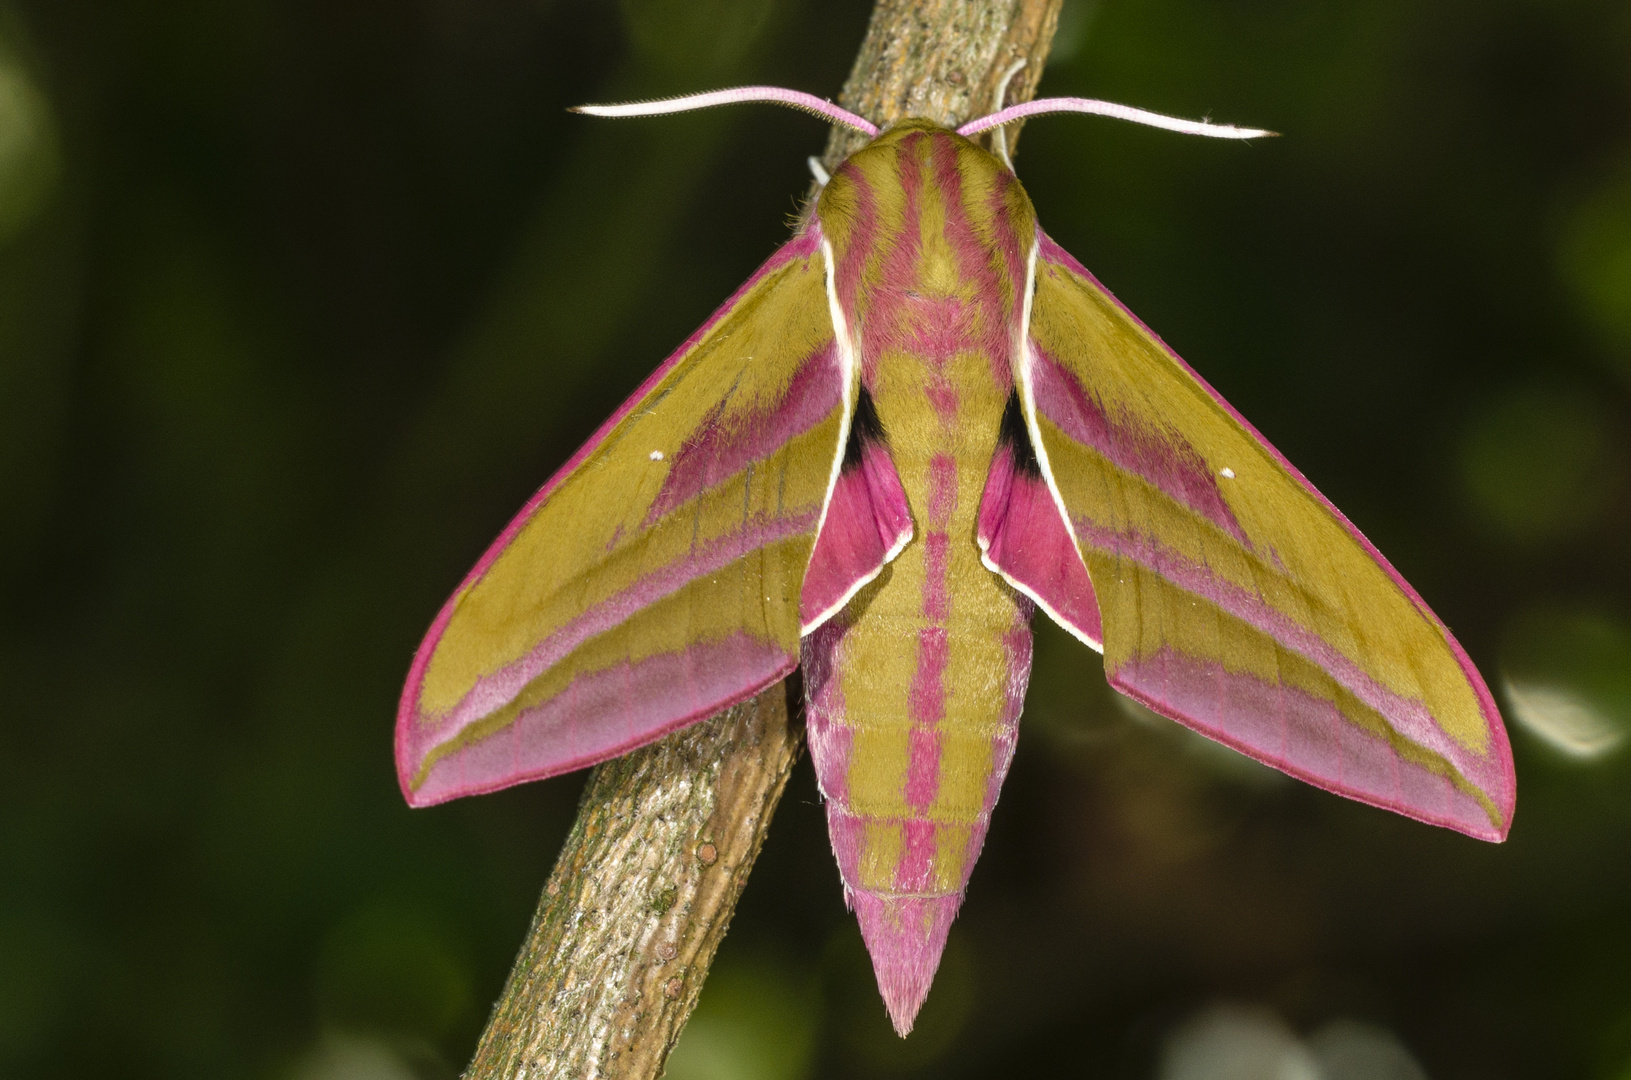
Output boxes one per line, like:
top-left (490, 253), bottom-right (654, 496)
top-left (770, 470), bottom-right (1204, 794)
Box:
top-left (799, 235), bottom-right (913, 637)
top-left (977, 543), bottom-right (1104, 655)
top-left (1012, 235), bottom-right (1105, 655)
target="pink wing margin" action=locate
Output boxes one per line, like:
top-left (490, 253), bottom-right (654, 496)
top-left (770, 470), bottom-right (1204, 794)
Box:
top-left (1022, 231), bottom-right (1515, 841)
top-left (397, 227), bottom-right (881, 806)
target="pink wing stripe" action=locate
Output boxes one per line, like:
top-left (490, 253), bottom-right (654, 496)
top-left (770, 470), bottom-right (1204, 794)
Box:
top-left (1078, 520), bottom-right (1511, 824)
top-left (1029, 345), bottom-right (1247, 543)
top-left (649, 339), bottom-right (843, 523)
top-left (1035, 231), bottom-right (1514, 807)
top-left (799, 441), bottom-right (913, 628)
top-left (409, 631), bottom-right (793, 806)
top-left (395, 229), bottom-right (823, 757)
top-left (1114, 647), bottom-right (1501, 840)
top-left (977, 442), bottom-right (1102, 645)
top-left (401, 510), bottom-right (819, 775)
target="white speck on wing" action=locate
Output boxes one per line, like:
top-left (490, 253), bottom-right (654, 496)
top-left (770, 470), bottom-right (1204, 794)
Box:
top-left (650, 450), bottom-right (665, 461)
top-left (1219, 467), bottom-right (1235, 479)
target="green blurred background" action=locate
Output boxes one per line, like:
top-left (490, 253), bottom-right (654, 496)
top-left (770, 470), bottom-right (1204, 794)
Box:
top-left (2, 0), bottom-right (1629, 1076)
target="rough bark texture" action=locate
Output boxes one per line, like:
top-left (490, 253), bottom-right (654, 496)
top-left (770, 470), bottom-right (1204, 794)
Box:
top-left (463, 686), bottom-right (800, 1079)
top-left (463, 3), bottom-right (1063, 1077)
top-left (822, 0), bottom-right (1064, 167)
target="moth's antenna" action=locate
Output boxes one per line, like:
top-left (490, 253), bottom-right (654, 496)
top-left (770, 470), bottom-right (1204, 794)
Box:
top-left (573, 86), bottom-right (878, 137)
top-left (958, 97), bottom-right (1276, 141)
top-left (989, 58), bottom-right (1028, 170)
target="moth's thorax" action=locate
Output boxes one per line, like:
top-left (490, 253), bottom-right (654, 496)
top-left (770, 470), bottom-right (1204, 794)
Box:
top-left (816, 120), bottom-right (1038, 389)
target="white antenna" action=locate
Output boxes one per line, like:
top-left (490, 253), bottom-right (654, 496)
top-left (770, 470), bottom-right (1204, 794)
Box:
top-left (958, 97), bottom-right (1275, 140)
top-left (573, 86), bottom-right (877, 136)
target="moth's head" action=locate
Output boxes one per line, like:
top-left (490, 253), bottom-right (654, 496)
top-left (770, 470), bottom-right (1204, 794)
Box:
top-left (857, 117), bottom-right (982, 152)
top-left (839, 117), bottom-right (1004, 171)
top-left (815, 119), bottom-right (1033, 244)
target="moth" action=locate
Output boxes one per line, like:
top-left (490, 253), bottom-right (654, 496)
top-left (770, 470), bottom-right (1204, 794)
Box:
top-left (395, 84), bottom-right (1515, 1035)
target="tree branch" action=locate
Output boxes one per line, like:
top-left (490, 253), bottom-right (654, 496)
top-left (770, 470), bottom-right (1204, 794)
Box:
top-left (462, 4), bottom-right (1062, 1077)
top-left (463, 688), bottom-right (800, 1079)
top-left (822, 0), bottom-right (1063, 166)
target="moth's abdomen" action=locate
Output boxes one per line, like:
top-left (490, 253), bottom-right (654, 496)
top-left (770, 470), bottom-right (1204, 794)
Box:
top-left (805, 119), bottom-right (1038, 1034)
top-left (802, 475), bottom-right (1032, 1034)
top-left (800, 347), bottom-right (1033, 1034)
top-left (804, 534), bottom-right (1032, 864)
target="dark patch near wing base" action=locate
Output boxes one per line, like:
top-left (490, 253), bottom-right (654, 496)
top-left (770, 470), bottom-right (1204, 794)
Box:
top-left (843, 387), bottom-right (886, 470)
top-left (999, 391), bottom-right (1042, 477)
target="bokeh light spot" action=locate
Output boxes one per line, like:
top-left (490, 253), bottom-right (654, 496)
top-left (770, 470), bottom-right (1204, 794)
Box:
top-left (1457, 385), bottom-right (1621, 544)
top-left (286, 1034), bottom-right (418, 1080)
top-left (1503, 679), bottom-right (1623, 759)
top-left (1501, 605), bottom-right (1631, 761)
top-left (1160, 1003), bottom-right (1320, 1080)
top-left (0, 46), bottom-right (60, 244)
top-left (1306, 1018), bottom-right (1429, 1080)
top-left (1161, 1006), bottom-right (1430, 1080)
top-left (1556, 160), bottom-right (1631, 381)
